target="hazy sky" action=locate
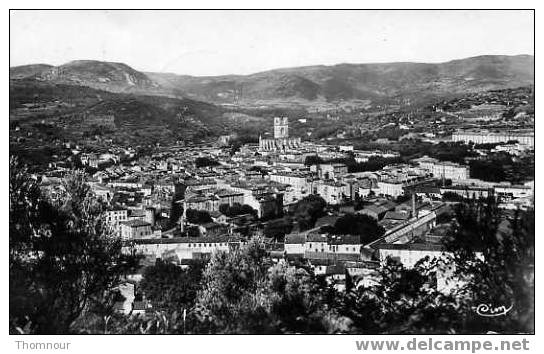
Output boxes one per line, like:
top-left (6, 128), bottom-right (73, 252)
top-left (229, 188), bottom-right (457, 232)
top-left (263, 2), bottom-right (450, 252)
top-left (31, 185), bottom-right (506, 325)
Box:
top-left (10, 10), bottom-right (534, 76)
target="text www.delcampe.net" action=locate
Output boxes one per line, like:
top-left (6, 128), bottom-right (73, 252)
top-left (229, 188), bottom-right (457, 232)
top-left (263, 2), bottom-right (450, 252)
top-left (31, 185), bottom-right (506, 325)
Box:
top-left (355, 338), bottom-right (530, 353)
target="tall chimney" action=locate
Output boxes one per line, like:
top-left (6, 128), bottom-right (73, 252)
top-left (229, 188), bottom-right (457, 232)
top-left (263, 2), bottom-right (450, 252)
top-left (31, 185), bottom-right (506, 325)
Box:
top-left (411, 193), bottom-right (417, 218)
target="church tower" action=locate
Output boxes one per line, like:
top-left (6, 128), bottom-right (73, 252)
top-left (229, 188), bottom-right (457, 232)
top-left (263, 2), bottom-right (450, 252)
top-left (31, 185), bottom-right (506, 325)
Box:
top-left (274, 117), bottom-right (289, 139)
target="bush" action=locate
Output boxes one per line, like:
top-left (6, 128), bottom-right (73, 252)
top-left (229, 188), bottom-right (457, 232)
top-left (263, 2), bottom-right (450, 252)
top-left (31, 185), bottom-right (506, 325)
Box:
top-left (325, 213), bottom-right (385, 244)
top-left (185, 209), bottom-right (212, 224)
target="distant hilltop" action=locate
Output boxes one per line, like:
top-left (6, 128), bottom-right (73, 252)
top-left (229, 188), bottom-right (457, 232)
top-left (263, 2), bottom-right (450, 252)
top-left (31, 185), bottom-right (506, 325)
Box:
top-left (10, 60), bottom-right (158, 94)
top-left (11, 54), bottom-right (534, 105)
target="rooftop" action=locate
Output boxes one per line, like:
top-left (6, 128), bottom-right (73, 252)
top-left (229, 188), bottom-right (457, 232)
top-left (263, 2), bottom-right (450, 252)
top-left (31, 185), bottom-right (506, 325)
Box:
top-left (121, 219), bottom-right (151, 228)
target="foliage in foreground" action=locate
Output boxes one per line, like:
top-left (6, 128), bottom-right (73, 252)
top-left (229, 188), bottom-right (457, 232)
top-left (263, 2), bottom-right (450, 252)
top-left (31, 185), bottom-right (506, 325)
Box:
top-left (9, 158), bottom-right (141, 334)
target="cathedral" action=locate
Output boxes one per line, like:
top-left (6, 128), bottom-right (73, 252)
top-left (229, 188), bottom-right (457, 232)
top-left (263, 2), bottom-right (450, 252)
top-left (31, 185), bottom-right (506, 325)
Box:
top-left (259, 117), bottom-right (301, 151)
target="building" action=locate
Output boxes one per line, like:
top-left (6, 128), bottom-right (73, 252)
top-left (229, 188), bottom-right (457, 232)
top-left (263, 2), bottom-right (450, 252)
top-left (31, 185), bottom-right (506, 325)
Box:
top-left (414, 156), bottom-right (469, 180)
top-left (104, 209), bottom-right (128, 230)
top-left (440, 186), bottom-right (491, 199)
top-left (310, 163), bottom-right (349, 180)
top-left (259, 117), bottom-right (302, 151)
top-left (376, 180), bottom-right (406, 198)
top-left (452, 130), bottom-right (534, 147)
top-left (315, 180), bottom-right (349, 205)
top-left (284, 233), bottom-right (306, 256)
top-left (380, 210), bottom-right (437, 244)
top-left (183, 188), bottom-right (244, 214)
top-left (244, 192), bottom-right (283, 219)
top-left (269, 172), bottom-right (315, 203)
top-left (126, 235), bottom-right (246, 261)
top-left (303, 233), bottom-right (365, 263)
top-left (120, 219), bottom-right (153, 241)
top-left (375, 242), bottom-right (444, 267)
top-left (373, 165), bottom-right (429, 197)
top-left (198, 222), bottom-right (229, 237)
top-left (494, 184), bottom-right (533, 200)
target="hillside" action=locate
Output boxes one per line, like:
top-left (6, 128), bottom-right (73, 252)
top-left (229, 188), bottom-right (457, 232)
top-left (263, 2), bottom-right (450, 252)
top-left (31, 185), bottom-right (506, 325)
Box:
top-left (9, 64), bottom-right (54, 79)
top-left (9, 79), bottom-right (227, 145)
top-left (147, 55), bottom-right (534, 105)
top-left (11, 55), bottom-right (534, 107)
top-left (12, 60), bottom-right (160, 94)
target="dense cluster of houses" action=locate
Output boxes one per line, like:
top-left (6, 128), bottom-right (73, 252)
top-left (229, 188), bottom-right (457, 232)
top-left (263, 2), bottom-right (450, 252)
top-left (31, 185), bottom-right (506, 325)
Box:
top-left (34, 116), bottom-right (533, 316)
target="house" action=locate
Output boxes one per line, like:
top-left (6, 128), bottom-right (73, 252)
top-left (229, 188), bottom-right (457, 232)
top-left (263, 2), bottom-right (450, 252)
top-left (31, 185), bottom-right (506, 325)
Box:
top-left (131, 301), bottom-right (153, 316)
top-left (377, 210), bottom-right (437, 245)
top-left (128, 208), bottom-right (155, 226)
top-left (374, 242), bottom-right (446, 268)
top-left (440, 186), bottom-right (491, 199)
top-left (268, 243), bottom-right (286, 259)
top-left (315, 180), bottom-right (349, 205)
top-left (104, 208), bottom-right (128, 226)
top-left (304, 234), bottom-right (363, 262)
top-left (269, 171), bottom-right (315, 203)
top-left (413, 156), bottom-right (470, 180)
top-left (310, 163), bottom-right (349, 179)
top-left (199, 222), bottom-right (229, 237)
top-left (209, 210), bottom-right (228, 223)
top-left (358, 204), bottom-right (392, 220)
top-left (376, 180), bottom-right (406, 197)
top-left (126, 235), bottom-right (246, 261)
top-left (244, 192), bottom-right (283, 219)
top-left (120, 219), bottom-right (153, 241)
top-left (284, 233), bottom-right (306, 256)
top-left (91, 183), bottom-right (114, 201)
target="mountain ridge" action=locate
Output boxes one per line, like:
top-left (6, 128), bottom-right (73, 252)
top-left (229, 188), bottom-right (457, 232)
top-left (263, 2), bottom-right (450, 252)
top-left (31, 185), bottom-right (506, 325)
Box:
top-left (11, 54), bottom-right (534, 105)
top-left (145, 54), bottom-right (534, 105)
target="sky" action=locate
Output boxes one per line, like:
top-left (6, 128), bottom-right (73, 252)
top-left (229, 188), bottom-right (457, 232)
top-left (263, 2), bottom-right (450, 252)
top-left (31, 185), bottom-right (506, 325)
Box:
top-left (10, 10), bottom-right (534, 76)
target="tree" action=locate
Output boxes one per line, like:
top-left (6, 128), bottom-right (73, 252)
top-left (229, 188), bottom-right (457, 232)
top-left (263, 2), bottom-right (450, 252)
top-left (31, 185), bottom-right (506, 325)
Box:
top-left (334, 197), bottom-right (534, 335)
top-left (168, 188), bottom-right (186, 228)
top-left (339, 257), bottom-right (466, 334)
top-left (293, 195), bottom-right (327, 231)
top-left (193, 237), bottom-right (348, 334)
top-left (260, 262), bottom-right (350, 333)
top-left (140, 259), bottom-right (205, 312)
top-left (395, 194), bottom-right (411, 203)
top-left (263, 217), bottom-right (293, 241)
top-left (442, 191), bottom-right (465, 202)
top-left (304, 155), bottom-right (324, 166)
top-left (219, 203), bottom-right (257, 217)
top-left (469, 159), bottom-right (506, 182)
top-left (10, 159), bottom-right (141, 334)
top-left (185, 209), bottom-right (212, 224)
top-left (326, 213), bottom-right (385, 244)
top-left (169, 201), bottom-right (184, 228)
top-left (444, 197), bottom-right (534, 333)
top-left (193, 236), bottom-right (272, 333)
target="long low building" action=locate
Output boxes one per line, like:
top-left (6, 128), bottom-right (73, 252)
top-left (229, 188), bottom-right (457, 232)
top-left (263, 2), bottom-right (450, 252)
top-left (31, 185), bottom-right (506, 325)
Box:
top-left (124, 235), bottom-right (246, 261)
top-left (374, 242), bottom-right (446, 268)
top-left (413, 156), bottom-right (470, 180)
top-left (284, 233), bottom-right (372, 262)
top-left (452, 130), bottom-right (534, 147)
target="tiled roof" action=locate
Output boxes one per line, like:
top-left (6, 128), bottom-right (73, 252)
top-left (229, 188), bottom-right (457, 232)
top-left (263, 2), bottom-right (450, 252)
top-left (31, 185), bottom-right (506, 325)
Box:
top-left (285, 233), bottom-right (306, 244)
top-left (372, 242), bottom-right (445, 251)
top-left (121, 219), bottom-right (151, 228)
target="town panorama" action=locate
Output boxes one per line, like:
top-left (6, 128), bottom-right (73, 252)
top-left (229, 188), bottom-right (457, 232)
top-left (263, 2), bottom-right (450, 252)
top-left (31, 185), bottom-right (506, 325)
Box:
top-left (9, 14), bottom-right (534, 336)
